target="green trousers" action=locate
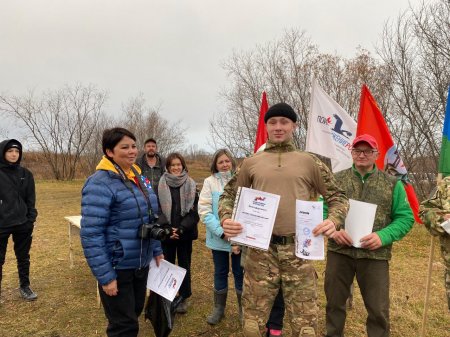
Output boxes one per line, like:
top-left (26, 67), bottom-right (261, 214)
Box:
top-left (324, 251), bottom-right (390, 337)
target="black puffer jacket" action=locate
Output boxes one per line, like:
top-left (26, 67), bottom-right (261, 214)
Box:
top-left (0, 139), bottom-right (37, 231)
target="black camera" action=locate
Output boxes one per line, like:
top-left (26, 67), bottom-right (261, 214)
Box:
top-left (139, 222), bottom-right (171, 241)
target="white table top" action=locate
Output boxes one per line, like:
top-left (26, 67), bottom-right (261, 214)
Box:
top-left (65, 215), bottom-right (82, 228)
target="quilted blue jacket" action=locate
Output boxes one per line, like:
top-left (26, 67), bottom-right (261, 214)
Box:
top-left (80, 169), bottom-right (163, 286)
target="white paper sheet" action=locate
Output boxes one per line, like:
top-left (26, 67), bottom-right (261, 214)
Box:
top-left (295, 200), bottom-right (324, 260)
top-left (440, 219), bottom-right (450, 234)
top-left (345, 199), bottom-right (377, 248)
top-left (146, 259), bottom-right (186, 301)
top-left (230, 187), bottom-right (280, 250)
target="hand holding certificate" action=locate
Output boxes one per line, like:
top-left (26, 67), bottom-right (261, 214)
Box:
top-left (147, 259), bottom-right (186, 301)
top-left (344, 199), bottom-right (377, 248)
top-left (230, 187), bottom-right (280, 250)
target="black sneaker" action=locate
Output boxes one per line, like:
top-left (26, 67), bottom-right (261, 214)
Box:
top-left (19, 286), bottom-right (37, 301)
top-left (174, 300), bottom-right (188, 314)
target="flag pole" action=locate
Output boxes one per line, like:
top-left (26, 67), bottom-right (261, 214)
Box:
top-left (420, 236), bottom-right (436, 337)
top-left (420, 173), bottom-right (441, 337)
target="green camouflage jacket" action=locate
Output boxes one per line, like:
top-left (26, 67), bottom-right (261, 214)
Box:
top-left (420, 176), bottom-right (450, 237)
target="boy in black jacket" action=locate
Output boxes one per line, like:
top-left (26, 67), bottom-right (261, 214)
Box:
top-left (0, 139), bottom-right (38, 301)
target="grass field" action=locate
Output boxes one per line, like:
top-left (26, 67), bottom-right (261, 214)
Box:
top-left (0, 178), bottom-right (449, 337)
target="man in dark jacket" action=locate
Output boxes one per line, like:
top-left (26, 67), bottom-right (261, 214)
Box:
top-left (0, 139), bottom-right (38, 301)
top-left (137, 138), bottom-right (165, 194)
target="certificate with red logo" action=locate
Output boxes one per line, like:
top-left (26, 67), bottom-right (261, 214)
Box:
top-left (147, 259), bottom-right (186, 301)
top-left (231, 187), bottom-right (280, 250)
top-left (295, 200), bottom-right (325, 260)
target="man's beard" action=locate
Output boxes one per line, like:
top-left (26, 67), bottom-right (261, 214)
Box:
top-left (146, 152), bottom-right (156, 158)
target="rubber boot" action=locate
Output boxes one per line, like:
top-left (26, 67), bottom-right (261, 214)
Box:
top-left (206, 288), bottom-right (227, 325)
top-left (236, 289), bottom-right (243, 324)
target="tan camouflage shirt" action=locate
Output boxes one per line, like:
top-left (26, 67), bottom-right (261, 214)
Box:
top-left (218, 139), bottom-right (349, 236)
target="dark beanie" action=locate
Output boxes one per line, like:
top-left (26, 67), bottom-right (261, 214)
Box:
top-left (5, 140), bottom-right (22, 152)
top-left (264, 102), bottom-right (297, 123)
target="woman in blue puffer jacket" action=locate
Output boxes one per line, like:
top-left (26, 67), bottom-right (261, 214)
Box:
top-left (80, 128), bottom-right (164, 337)
top-left (198, 149), bottom-right (243, 325)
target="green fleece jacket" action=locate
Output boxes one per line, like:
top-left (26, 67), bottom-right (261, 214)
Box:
top-left (351, 166), bottom-right (413, 245)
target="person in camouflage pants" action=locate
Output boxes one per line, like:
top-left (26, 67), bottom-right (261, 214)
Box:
top-left (219, 102), bottom-right (349, 337)
top-left (420, 176), bottom-right (450, 311)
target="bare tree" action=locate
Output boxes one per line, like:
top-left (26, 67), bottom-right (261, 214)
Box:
top-left (80, 112), bottom-right (117, 176)
top-left (211, 30), bottom-right (318, 157)
top-left (121, 93), bottom-right (187, 156)
top-left (378, 0), bottom-right (450, 198)
top-left (184, 144), bottom-right (211, 162)
top-left (0, 126), bottom-right (7, 138)
top-left (212, 1), bottom-right (449, 201)
top-left (0, 84), bottom-right (107, 180)
top-left (211, 30), bottom-right (390, 157)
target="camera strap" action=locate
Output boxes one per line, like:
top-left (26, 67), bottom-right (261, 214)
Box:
top-left (130, 166), bottom-right (157, 219)
top-left (109, 159), bottom-right (154, 226)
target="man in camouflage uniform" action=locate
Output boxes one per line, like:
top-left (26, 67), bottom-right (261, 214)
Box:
top-left (219, 102), bottom-right (349, 337)
top-left (324, 134), bottom-right (414, 337)
top-left (419, 176), bottom-right (450, 311)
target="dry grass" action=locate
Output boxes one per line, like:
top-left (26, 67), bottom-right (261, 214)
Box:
top-left (0, 177), bottom-right (449, 337)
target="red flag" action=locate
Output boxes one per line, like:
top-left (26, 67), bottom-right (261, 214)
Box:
top-left (254, 91), bottom-right (269, 153)
top-left (357, 84), bottom-right (422, 223)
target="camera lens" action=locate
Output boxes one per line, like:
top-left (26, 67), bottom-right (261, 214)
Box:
top-left (150, 226), bottom-right (170, 241)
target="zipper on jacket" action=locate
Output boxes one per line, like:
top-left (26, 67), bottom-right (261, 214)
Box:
top-left (278, 151), bottom-right (281, 167)
top-left (139, 237), bottom-right (143, 269)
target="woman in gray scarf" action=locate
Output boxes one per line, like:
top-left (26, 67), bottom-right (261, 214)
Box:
top-left (158, 152), bottom-right (199, 314)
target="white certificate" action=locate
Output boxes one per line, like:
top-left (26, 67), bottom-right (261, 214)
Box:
top-left (146, 259), bottom-right (186, 301)
top-left (295, 200), bottom-right (325, 260)
top-left (345, 199), bottom-right (377, 248)
top-left (230, 187), bottom-right (280, 250)
top-left (440, 219), bottom-right (450, 234)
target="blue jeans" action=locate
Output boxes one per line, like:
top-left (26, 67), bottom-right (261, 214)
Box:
top-left (212, 249), bottom-right (244, 291)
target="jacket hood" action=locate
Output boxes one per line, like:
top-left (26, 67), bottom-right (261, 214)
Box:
top-left (96, 155), bottom-right (141, 181)
top-left (0, 139), bottom-right (23, 168)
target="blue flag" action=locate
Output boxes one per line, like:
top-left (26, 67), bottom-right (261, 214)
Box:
top-left (439, 86), bottom-right (450, 176)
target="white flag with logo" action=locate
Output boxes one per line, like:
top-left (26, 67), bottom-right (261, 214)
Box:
top-left (306, 80), bottom-right (357, 172)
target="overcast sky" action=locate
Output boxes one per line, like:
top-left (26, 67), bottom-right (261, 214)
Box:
top-left (0, 0), bottom-right (423, 150)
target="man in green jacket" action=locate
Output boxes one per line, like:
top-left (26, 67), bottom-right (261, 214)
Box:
top-left (324, 134), bottom-right (414, 337)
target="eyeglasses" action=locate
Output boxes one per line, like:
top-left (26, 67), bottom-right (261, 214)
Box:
top-left (351, 149), bottom-right (377, 156)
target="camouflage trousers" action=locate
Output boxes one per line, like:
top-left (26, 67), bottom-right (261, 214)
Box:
top-left (439, 234), bottom-right (450, 311)
top-left (242, 243), bottom-right (318, 337)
